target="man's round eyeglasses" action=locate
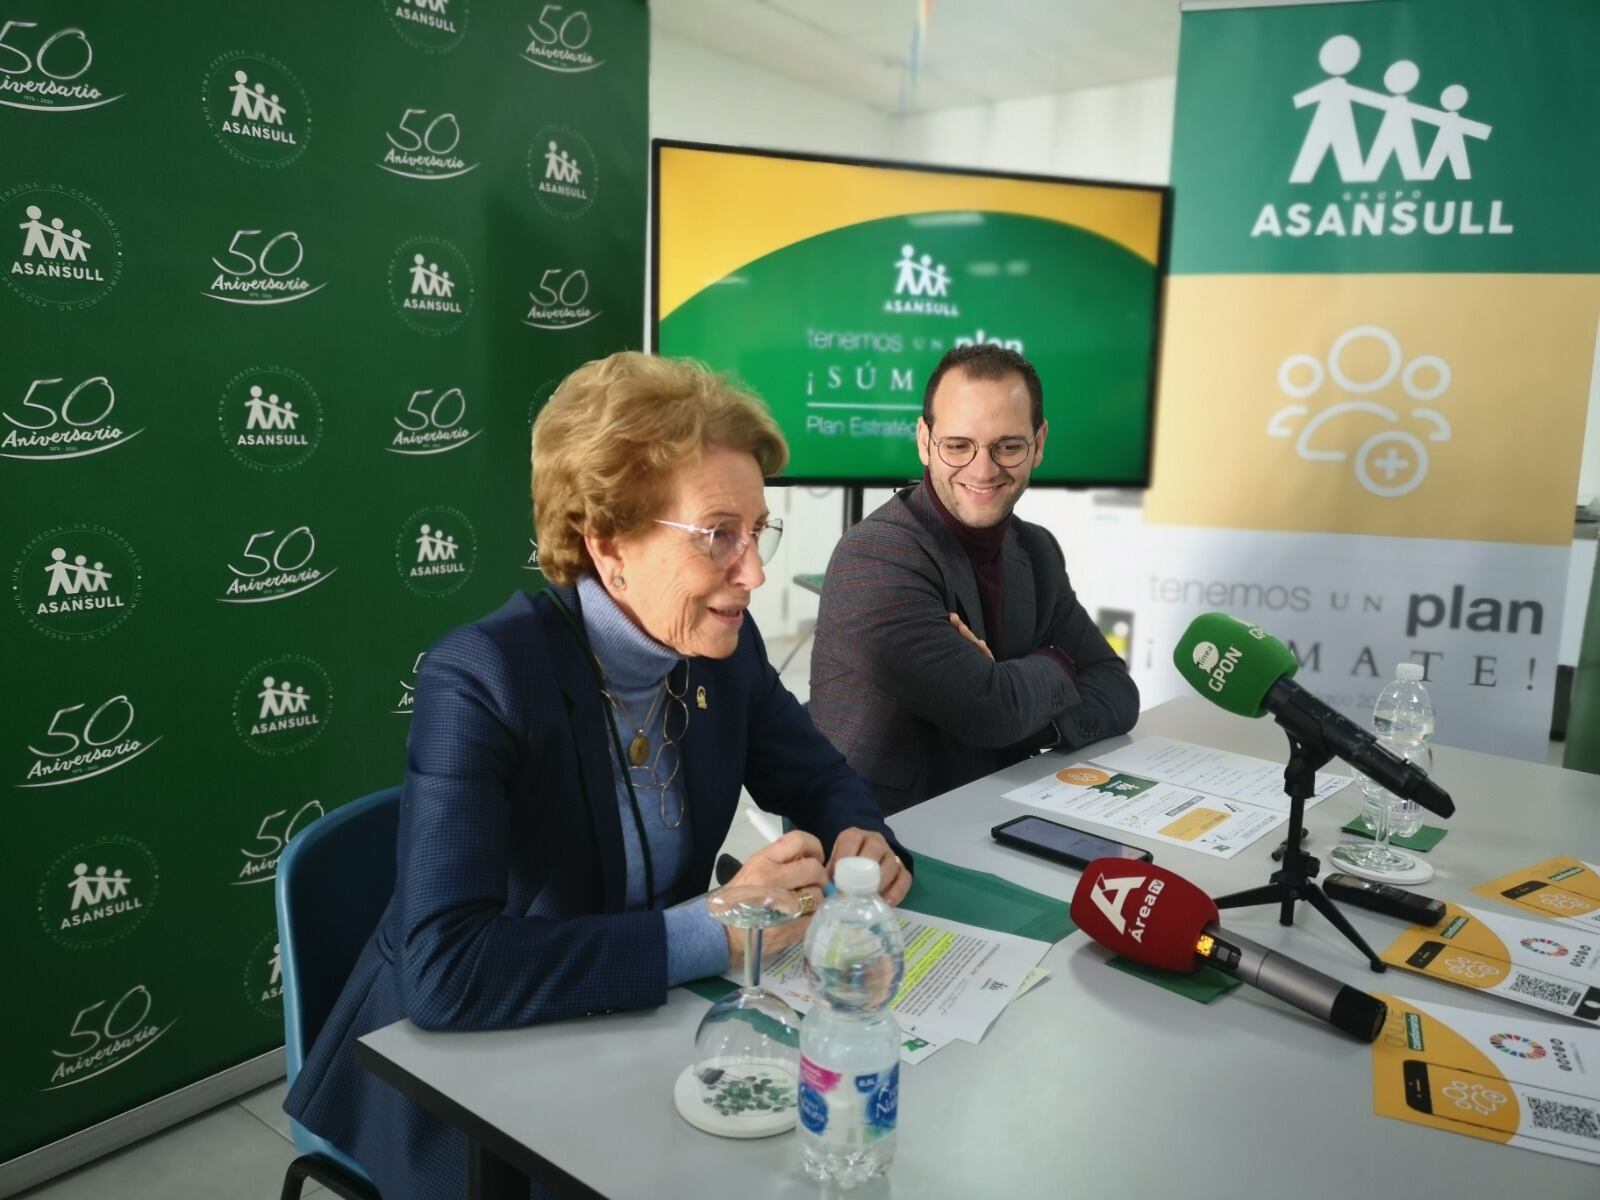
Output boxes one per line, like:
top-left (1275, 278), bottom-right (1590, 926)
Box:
top-left (655, 518), bottom-right (784, 568)
top-left (928, 434), bottom-right (1036, 469)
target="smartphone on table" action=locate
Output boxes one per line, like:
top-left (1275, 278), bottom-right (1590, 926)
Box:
top-left (991, 814), bottom-right (1153, 870)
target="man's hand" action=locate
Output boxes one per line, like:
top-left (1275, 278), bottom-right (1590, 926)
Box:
top-left (949, 612), bottom-right (993, 660)
top-left (723, 830), bottom-right (829, 971)
top-left (828, 828), bottom-right (913, 906)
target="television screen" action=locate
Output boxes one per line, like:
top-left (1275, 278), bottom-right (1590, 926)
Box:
top-left (652, 141), bottom-right (1169, 487)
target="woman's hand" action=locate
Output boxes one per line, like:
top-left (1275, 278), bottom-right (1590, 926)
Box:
top-left (723, 830), bottom-right (829, 972)
top-left (828, 828), bottom-right (913, 906)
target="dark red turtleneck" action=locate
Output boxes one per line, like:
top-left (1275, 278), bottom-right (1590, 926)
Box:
top-left (922, 471), bottom-right (1077, 683)
top-left (923, 469), bottom-right (1008, 645)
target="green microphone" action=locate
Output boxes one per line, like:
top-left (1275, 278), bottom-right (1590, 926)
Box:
top-left (1172, 612), bottom-right (1454, 816)
top-left (1172, 612), bottom-right (1300, 718)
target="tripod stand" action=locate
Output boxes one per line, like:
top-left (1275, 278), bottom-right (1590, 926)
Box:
top-left (1213, 728), bottom-right (1387, 973)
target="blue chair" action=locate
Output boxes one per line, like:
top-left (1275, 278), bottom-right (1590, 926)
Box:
top-left (274, 785), bottom-right (400, 1200)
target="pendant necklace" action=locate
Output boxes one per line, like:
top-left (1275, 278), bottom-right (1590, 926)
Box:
top-left (604, 679), bottom-right (669, 768)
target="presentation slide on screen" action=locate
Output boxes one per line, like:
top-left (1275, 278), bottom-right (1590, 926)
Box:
top-left (654, 143), bottom-right (1166, 484)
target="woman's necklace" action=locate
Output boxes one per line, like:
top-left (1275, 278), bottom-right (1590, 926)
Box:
top-left (603, 678), bottom-right (668, 768)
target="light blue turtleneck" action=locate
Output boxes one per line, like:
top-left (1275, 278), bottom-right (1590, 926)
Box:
top-left (577, 576), bottom-right (729, 984)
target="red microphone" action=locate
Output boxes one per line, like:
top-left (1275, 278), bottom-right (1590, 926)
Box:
top-left (1071, 859), bottom-right (1387, 1042)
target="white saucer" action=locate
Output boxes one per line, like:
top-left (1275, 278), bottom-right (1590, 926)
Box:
top-left (673, 1064), bottom-right (798, 1139)
top-left (1327, 846), bottom-right (1436, 885)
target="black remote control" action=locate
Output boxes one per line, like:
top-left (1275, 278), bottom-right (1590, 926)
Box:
top-left (1324, 873), bottom-right (1447, 925)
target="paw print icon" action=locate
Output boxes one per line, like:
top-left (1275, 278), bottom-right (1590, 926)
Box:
top-left (1266, 325), bottom-right (1451, 498)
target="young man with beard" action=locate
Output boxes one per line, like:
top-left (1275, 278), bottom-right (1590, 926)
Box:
top-left (809, 345), bottom-right (1139, 815)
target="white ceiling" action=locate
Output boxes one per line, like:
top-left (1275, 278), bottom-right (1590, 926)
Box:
top-left (651, 0), bottom-right (1182, 116)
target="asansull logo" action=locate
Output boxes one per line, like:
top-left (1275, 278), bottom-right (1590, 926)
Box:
top-left (1489, 1032), bottom-right (1546, 1060)
top-left (38, 835), bottom-right (159, 948)
top-left (390, 236), bottom-right (474, 334)
top-left (528, 125), bottom-right (598, 219)
top-left (201, 51), bottom-right (310, 167)
top-left (378, 107), bottom-right (479, 180)
top-left (386, 0), bottom-right (469, 53)
top-left (19, 692), bottom-right (161, 788)
top-left (12, 525), bottom-right (142, 640)
top-left (396, 504), bottom-right (477, 597)
top-left (1266, 325), bottom-right (1451, 500)
top-left (244, 929), bottom-right (285, 1017)
top-left (1, 373), bottom-right (141, 461)
top-left (218, 366), bottom-right (322, 471)
top-left (43, 983), bottom-right (175, 1092)
top-left (3, 183), bottom-right (122, 310)
top-left (218, 523), bottom-right (337, 603)
top-left (522, 4), bottom-right (604, 73)
top-left (232, 654), bottom-right (332, 756)
top-left (389, 386), bottom-right (481, 455)
top-left (234, 798), bottom-right (326, 887)
top-left (884, 243), bottom-right (958, 318)
top-left (393, 651), bottom-right (426, 714)
top-left (1520, 936), bottom-right (1570, 958)
top-left (1252, 34), bottom-right (1509, 241)
top-left (204, 228), bottom-right (325, 305)
top-left (523, 266), bottom-right (599, 330)
top-left (0, 20), bottom-right (124, 112)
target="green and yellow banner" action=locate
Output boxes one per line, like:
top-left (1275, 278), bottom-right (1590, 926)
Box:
top-left (1096, 0), bottom-right (1600, 759)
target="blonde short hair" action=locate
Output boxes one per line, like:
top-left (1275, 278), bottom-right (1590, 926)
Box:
top-left (531, 352), bottom-right (788, 586)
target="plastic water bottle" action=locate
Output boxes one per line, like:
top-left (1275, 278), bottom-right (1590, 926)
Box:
top-left (798, 856), bottom-right (906, 1189)
top-left (1362, 662), bottom-right (1434, 838)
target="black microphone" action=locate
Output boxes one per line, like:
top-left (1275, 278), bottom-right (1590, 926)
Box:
top-left (1174, 613), bottom-right (1454, 818)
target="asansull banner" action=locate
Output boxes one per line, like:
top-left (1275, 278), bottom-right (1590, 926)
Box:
top-left (1, 0), bottom-right (646, 1169)
top-left (1096, 0), bottom-right (1600, 760)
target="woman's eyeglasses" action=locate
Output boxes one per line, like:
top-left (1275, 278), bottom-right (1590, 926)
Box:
top-left (655, 517), bottom-right (784, 568)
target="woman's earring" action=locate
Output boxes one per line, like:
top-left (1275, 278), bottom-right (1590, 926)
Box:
top-left (611, 572), bottom-right (626, 590)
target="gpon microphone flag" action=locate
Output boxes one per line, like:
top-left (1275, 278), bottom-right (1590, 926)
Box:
top-left (1172, 613), bottom-right (1299, 718)
top-left (1070, 859), bottom-right (1217, 972)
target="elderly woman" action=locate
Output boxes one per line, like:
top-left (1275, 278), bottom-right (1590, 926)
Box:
top-left (285, 352), bottom-right (912, 1199)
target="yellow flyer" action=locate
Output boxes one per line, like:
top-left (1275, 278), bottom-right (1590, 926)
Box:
top-left (1474, 858), bottom-right (1600, 935)
top-left (1372, 995), bottom-right (1600, 1164)
top-left (1382, 903), bottom-right (1600, 1023)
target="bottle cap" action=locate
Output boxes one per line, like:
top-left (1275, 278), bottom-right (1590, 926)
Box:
top-left (834, 856), bottom-right (881, 896)
top-left (1395, 663), bottom-right (1425, 681)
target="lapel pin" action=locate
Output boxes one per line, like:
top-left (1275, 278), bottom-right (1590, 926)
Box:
top-left (696, 685), bottom-right (708, 710)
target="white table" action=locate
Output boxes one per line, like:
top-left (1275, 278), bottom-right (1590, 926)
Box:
top-left (358, 698), bottom-right (1600, 1198)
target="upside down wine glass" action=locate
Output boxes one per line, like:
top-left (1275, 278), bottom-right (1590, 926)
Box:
top-left (673, 884), bottom-right (804, 1138)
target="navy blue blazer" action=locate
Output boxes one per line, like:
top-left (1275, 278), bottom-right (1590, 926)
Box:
top-left (284, 588), bottom-right (905, 1200)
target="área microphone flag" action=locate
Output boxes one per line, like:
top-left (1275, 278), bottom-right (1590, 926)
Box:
top-left (1072, 858), bottom-right (1388, 1042)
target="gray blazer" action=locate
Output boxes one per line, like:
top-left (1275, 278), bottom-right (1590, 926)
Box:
top-left (809, 483), bottom-right (1139, 814)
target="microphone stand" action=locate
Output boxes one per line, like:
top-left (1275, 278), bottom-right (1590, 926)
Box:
top-left (1213, 728), bottom-right (1387, 973)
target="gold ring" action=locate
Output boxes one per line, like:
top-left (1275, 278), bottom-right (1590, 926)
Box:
top-left (796, 889), bottom-right (816, 916)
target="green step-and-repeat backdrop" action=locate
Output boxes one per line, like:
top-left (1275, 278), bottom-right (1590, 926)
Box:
top-left (1, 0), bottom-right (645, 1164)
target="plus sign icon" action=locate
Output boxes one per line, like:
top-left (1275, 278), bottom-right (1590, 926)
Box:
top-left (1264, 325), bottom-right (1452, 498)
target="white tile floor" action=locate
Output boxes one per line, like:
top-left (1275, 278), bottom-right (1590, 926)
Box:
top-left (16, 634), bottom-right (817, 1200)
